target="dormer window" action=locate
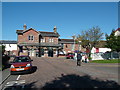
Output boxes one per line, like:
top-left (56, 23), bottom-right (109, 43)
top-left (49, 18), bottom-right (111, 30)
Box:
top-left (28, 35), bottom-right (34, 41)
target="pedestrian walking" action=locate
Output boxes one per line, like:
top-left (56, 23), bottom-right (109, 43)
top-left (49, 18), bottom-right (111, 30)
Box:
top-left (77, 52), bottom-right (82, 66)
top-left (74, 52), bottom-right (77, 60)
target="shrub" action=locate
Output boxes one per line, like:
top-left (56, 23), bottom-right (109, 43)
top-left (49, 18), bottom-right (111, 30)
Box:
top-left (88, 57), bottom-right (92, 60)
top-left (2, 55), bottom-right (10, 68)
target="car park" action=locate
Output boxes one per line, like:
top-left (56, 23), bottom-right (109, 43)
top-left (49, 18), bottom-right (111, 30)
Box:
top-left (10, 55), bottom-right (33, 74)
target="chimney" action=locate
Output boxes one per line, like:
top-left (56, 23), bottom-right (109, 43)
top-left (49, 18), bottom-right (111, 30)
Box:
top-left (23, 24), bottom-right (27, 30)
top-left (53, 26), bottom-right (57, 33)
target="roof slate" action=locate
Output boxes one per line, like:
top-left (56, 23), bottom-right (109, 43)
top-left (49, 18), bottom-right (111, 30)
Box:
top-left (16, 30), bottom-right (23, 33)
top-left (0, 40), bottom-right (17, 44)
top-left (115, 28), bottom-right (120, 32)
top-left (16, 29), bottom-right (60, 37)
top-left (39, 31), bottom-right (59, 37)
top-left (58, 39), bottom-right (74, 44)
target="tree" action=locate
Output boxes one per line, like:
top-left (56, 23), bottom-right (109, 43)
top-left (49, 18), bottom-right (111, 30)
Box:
top-left (77, 26), bottom-right (104, 48)
top-left (0, 45), bottom-right (5, 55)
top-left (76, 26), bottom-right (104, 57)
top-left (0, 45), bottom-right (10, 69)
top-left (105, 30), bottom-right (120, 59)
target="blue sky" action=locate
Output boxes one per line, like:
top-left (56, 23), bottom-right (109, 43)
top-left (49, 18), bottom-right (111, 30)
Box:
top-left (2, 2), bottom-right (118, 40)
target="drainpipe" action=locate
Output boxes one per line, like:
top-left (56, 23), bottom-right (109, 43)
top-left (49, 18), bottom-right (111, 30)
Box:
top-left (38, 34), bottom-right (41, 57)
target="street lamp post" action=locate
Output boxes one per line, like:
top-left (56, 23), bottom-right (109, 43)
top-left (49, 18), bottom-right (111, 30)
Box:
top-left (74, 38), bottom-right (75, 51)
top-left (78, 41), bottom-right (82, 51)
top-left (72, 35), bottom-right (76, 51)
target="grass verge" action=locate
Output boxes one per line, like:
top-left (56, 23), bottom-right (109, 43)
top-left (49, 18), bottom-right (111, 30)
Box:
top-left (90, 59), bottom-right (120, 63)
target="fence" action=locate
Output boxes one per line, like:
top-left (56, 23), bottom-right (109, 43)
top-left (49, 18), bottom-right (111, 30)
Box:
top-left (91, 52), bottom-right (119, 60)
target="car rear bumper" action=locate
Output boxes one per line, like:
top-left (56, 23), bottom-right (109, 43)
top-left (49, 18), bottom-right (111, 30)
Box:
top-left (66, 57), bottom-right (74, 59)
top-left (11, 69), bottom-right (31, 75)
top-left (10, 67), bottom-right (32, 74)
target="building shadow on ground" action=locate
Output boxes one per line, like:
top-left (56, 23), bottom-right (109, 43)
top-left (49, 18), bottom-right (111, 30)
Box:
top-left (23, 74), bottom-right (120, 89)
top-left (4, 81), bottom-right (37, 90)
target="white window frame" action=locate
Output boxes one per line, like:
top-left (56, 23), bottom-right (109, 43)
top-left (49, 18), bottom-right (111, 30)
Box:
top-left (41, 38), bottom-right (45, 43)
top-left (49, 38), bottom-right (54, 42)
top-left (28, 35), bottom-right (34, 41)
top-left (49, 38), bottom-right (51, 42)
top-left (52, 38), bottom-right (54, 42)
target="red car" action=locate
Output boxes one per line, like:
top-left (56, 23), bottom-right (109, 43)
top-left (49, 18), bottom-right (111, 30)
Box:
top-left (10, 55), bottom-right (33, 74)
top-left (66, 53), bottom-right (74, 59)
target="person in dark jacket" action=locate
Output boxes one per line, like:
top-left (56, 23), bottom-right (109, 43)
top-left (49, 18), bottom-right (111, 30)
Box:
top-left (77, 52), bottom-right (82, 66)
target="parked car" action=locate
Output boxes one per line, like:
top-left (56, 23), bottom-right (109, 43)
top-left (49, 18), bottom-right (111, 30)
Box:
top-left (10, 55), bottom-right (33, 74)
top-left (66, 53), bottom-right (74, 59)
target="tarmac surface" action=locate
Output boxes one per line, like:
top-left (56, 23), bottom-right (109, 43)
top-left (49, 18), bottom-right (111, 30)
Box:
top-left (19, 57), bottom-right (120, 88)
top-left (2, 57), bottom-right (120, 89)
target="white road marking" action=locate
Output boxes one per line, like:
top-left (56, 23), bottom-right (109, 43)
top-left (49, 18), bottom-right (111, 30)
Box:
top-left (16, 75), bottom-right (21, 80)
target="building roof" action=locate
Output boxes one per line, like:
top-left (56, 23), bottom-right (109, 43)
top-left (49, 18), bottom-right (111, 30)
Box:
top-left (93, 41), bottom-right (107, 48)
top-left (114, 28), bottom-right (120, 36)
top-left (58, 39), bottom-right (74, 44)
top-left (39, 31), bottom-right (59, 37)
top-left (16, 29), bottom-right (60, 37)
top-left (0, 40), bottom-right (17, 44)
top-left (115, 28), bottom-right (120, 32)
top-left (16, 28), bottom-right (38, 34)
top-left (16, 30), bottom-right (23, 34)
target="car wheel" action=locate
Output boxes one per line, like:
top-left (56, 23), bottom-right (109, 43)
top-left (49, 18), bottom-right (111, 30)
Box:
top-left (11, 71), bottom-right (14, 75)
top-left (29, 68), bottom-right (33, 73)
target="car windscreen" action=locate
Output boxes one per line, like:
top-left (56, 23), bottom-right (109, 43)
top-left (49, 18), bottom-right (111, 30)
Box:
top-left (13, 57), bottom-right (30, 63)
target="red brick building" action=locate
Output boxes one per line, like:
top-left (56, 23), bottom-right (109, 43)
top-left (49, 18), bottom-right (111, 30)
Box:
top-left (16, 25), bottom-right (80, 57)
top-left (58, 39), bottom-right (80, 54)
